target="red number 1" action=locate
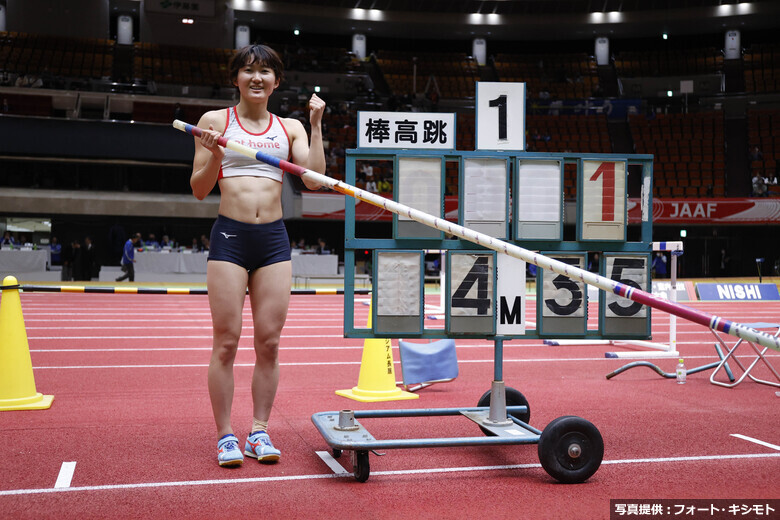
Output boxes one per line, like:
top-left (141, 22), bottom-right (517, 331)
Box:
top-left (589, 161), bottom-right (615, 221)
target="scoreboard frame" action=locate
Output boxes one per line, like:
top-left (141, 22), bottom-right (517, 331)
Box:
top-left (342, 148), bottom-right (655, 342)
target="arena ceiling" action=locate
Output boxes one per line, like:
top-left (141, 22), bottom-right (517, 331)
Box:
top-left (231, 0), bottom-right (780, 41)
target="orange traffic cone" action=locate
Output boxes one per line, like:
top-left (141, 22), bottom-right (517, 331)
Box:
top-left (0, 276), bottom-right (54, 411)
top-left (335, 300), bottom-right (418, 402)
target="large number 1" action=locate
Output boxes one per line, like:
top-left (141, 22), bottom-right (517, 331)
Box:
top-left (589, 161), bottom-right (615, 221)
top-left (489, 94), bottom-right (507, 141)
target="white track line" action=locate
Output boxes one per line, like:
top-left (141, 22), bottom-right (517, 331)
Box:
top-left (33, 362), bottom-right (363, 369)
top-left (315, 451), bottom-right (349, 475)
top-left (1, 452), bottom-right (777, 497)
top-left (26, 334), bottom-right (345, 340)
top-left (29, 344), bottom-right (776, 354)
top-left (30, 354), bottom-right (777, 370)
top-left (24, 325), bottom-right (345, 330)
top-left (730, 434), bottom-right (780, 451)
top-left (53, 462), bottom-right (76, 489)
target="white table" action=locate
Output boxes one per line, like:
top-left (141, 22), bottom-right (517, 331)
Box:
top-left (291, 254), bottom-right (338, 275)
top-left (0, 249), bottom-right (49, 272)
top-left (135, 251), bottom-right (336, 276)
top-left (135, 250), bottom-right (208, 274)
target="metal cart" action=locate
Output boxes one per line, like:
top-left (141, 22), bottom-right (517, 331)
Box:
top-left (312, 338), bottom-right (604, 483)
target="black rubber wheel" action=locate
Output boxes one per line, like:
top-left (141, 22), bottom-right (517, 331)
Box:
top-left (352, 450), bottom-right (370, 483)
top-left (477, 387), bottom-right (531, 436)
top-left (332, 448), bottom-right (342, 459)
top-left (537, 415), bottom-right (604, 484)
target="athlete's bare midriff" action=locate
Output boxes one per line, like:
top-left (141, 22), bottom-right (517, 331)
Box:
top-left (217, 176), bottom-right (283, 223)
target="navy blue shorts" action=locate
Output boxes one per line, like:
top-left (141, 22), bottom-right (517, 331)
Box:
top-left (208, 215), bottom-right (291, 272)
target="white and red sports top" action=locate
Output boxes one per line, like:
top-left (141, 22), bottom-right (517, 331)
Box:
top-left (219, 106), bottom-right (291, 182)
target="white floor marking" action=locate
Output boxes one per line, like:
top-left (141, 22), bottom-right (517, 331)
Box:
top-left (730, 434), bottom-right (780, 451)
top-left (1, 452), bottom-right (777, 497)
top-left (31, 353), bottom-right (778, 371)
top-left (315, 451), bottom-right (349, 475)
top-left (26, 334), bottom-right (345, 340)
top-left (54, 462), bottom-right (76, 489)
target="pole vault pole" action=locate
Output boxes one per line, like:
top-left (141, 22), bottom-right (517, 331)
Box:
top-left (173, 120), bottom-right (780, 353)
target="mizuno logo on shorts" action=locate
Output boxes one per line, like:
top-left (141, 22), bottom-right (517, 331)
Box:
top-left (220, 232), bottom-right (237, 239)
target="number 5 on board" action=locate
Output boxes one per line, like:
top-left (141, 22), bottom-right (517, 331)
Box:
top-left (476, 82), bottom-right (526, 151)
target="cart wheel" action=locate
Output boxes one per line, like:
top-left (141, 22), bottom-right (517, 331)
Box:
top-left (477, 387), bottom-right (530, 435)
top-left (332, 448), bottom-right (342, 459)
top-left (351, 450), bottom-right (370, 483)
top-left (537, 415), bottom-right (603, 484)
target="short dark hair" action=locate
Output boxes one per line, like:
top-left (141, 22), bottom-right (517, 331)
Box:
top-left (229, 44), bottom-right (284, 85)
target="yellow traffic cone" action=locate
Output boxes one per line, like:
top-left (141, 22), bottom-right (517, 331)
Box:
top-left (0, 276), bottom-right (54, 411)
top-left (335, 300), bottom-right (418, 402)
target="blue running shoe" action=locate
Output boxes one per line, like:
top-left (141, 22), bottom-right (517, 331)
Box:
top-left (217, 434), bottom-right (244, 467)
top-left (244, 431), bottom-right (281, 463)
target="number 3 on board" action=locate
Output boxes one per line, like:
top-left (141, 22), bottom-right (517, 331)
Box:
top-left (476, 82), bottom-right (526, 151)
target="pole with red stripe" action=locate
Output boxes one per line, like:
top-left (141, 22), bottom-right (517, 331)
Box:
top-left (174, 119), bottom-right (780, 352)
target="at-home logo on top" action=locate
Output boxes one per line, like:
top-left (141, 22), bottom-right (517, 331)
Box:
top-left (696, 283), bottom-right (780, 301)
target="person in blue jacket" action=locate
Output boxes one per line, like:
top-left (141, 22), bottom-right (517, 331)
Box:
top-left (116, 233), bottom-right (141, 282)
top-left (49, 236), bottom-right (62, 265)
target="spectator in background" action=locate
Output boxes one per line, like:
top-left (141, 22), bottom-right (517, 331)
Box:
top-left (161, 235), bottom-right (175, 248)
top-left (363, 163), bottom-right (377, 193)
top-left (116, 233), bottom-right (141, 282)
top-left (651, 252), bottom-right (668, 278)
top-left (1, 230), bottom-right (15, 247)
top-left (49, 236), bottom-right (62, 265)
top-left (83, 236), bottom-right (97, 281)
top-left (200, 234), bottom-right (210, 251)
top-left (359, 162), bottom-right (372, 184)
top-left (752, 173), bottom-right (768, 197)
top-left (145, 233), bottom-right (160, 250)
top-left (174, 103), bottom-right (185, 121)
top-left (316, 238), bottom-right (329, 255)
top-left (749, 146), bottom-right (763, 161)
top-left (588, 252), bottom-right (600, 273)
top-left (191, 237), bottom-right (201, 251)
top-left (2, 98), bottom-right (9, 113)
top-left (71, 240), bottom-right (83, 281)
top-left (377, 175), bottom-right (391, 194)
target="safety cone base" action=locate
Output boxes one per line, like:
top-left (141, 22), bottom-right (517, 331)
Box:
top-left (0, 393), bottom-right (54, 411)
top-left (1, 275), bottom-right (55, 412)
top-left (335, 386), bottom-right (419, 402)
top-left (337, 299), bottom-right (418, 402)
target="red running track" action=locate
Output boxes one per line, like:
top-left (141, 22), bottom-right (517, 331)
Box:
top-left (0, 292), bottom-right (778, 519)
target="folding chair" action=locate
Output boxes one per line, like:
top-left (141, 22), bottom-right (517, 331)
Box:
top-left (710, 322), bottom-right (780, 388)
top-left (398, 339), bottom-right (458, 392)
